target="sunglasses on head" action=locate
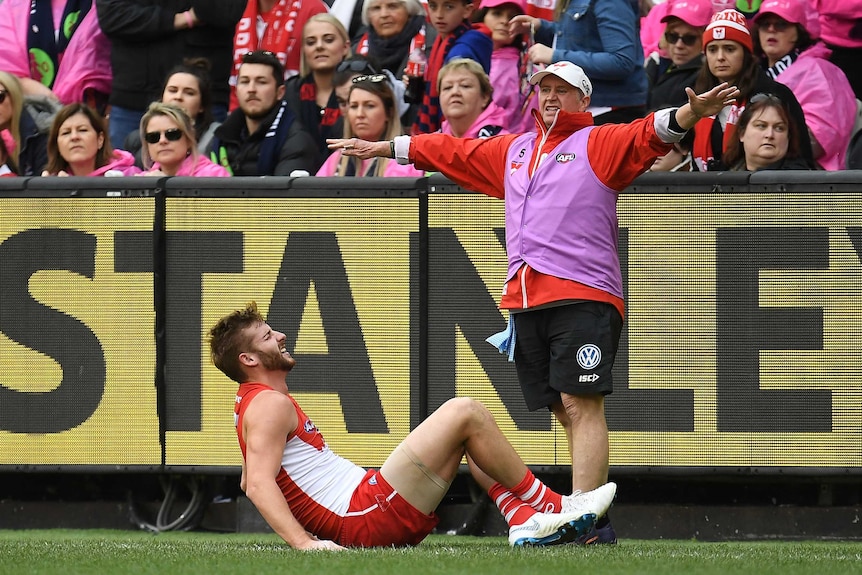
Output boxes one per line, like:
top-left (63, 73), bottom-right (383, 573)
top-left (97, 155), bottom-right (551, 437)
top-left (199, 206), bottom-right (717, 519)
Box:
top-left (242, 50), bottom-right (277, 62)
top-left (759, 18), bottom-right (791, 32)
top-left (144, 128), bottom-right (183, 144)
top-left (750, 92), bottom-right (782, 105)
top-left (352, 74), bottom-right (388, 84)
top-left (0, 90), bottom-right (7, 104)
top-left (337, 60), bottom-right (378, 74)
top-left (665, 32), bottom-right (700, 46)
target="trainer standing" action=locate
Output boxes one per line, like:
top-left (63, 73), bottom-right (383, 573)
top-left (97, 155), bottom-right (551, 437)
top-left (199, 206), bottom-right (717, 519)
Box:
top-left (328, 61), bottom-right (738, 544)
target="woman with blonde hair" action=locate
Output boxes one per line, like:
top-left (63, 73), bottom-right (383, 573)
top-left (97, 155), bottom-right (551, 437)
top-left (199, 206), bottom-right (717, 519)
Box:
top-left (138, 102), bottom-right (229, 177)
top-left (43, 103), bottom-right (139, 176)
top-left (316, 74), bottom-right (421, 177)
top-left (284, 14), bottom-right (352, 158)
top-left (438, 58), bottom-right (508, 139)
top-left (0, 71), bottom-right (49, 175)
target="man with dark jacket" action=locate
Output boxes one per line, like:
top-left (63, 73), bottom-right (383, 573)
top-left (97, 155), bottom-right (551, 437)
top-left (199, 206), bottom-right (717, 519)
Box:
top-left (96, 0), bottom-right (245, 147)
top-left (208, 51), bottom-right (321, 176)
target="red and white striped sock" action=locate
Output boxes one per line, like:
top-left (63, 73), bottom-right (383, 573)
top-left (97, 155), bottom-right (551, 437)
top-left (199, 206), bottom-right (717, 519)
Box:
top-left (488, 483), bottom-right (537, 526)
top-left (496, 469), bottom-right (564, 514)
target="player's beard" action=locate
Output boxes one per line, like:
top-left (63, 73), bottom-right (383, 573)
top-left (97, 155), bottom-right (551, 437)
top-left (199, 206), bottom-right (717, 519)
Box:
top-left (257, 346), bottom-right (296, 372)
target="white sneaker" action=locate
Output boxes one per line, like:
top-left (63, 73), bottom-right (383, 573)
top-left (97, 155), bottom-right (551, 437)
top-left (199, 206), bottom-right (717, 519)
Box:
top-left (561, 482), bottom-right (617, 519)
top-left (508, 511), bottom-right (596, 547)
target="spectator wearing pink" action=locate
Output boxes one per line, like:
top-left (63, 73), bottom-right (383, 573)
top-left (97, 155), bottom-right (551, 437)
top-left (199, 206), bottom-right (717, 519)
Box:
top-left (439, 58), bottom-right (510, 138)
top-left (0, 138), bottom-right (15, 177)
top-left (43, 103), bottom-right (140, 177)
top-left (812, 0), bottom-right (862, 101)
top-left (0, 1), bottom-right (111, 110)
top-left (318, 74), bottom-right (422, 176)
top-left (139, 103), bottom-right (229, 177)
top-left (647, 0), bottom-right (711, 110)
top-left (475, 0), bottom-right (538, 133)
top-left (640, 0), bottom-right (670, 60)
top-left (0, 71), bottom-right (50, 176)
top-left (753, 0), bottom-right (855, 170)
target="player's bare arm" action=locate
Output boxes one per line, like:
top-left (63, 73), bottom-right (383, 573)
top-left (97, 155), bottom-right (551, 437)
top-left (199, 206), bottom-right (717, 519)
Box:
top-left (243, 391), bottom-right (345, 551)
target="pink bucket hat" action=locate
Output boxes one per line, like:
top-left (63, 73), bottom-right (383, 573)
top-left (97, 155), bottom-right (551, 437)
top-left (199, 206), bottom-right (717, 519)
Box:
top-left (753, 0), bottom-right (821, 39)
top-left (660, 0), bottom-right (712, 29)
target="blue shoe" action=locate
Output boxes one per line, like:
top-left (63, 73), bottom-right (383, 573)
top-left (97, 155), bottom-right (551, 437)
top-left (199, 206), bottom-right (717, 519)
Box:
top-left (573, 518), bottom-right (617, 545)
top-left (509, 512), bottom-right (596, 547)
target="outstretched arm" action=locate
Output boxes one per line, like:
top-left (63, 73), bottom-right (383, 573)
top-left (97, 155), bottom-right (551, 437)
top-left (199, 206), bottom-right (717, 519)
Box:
top-left (677, 83), bottom-right (740, 130)
top-left (243, 391), bottom-right (344, 551)
top-left (326, 138), bottom-right (392, 161)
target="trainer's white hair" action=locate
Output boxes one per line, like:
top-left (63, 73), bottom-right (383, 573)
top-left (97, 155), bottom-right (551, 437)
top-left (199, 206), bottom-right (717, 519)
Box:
top-left (361, 0), bottom-right (425, 27)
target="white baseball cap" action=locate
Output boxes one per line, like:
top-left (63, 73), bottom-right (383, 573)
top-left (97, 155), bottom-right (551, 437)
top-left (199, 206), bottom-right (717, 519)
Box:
top-left (529, 61), bottom-right (592, 97)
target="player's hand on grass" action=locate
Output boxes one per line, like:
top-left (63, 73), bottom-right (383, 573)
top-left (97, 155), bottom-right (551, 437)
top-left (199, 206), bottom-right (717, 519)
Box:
top-left (299, 539), bottom-right (345, 551)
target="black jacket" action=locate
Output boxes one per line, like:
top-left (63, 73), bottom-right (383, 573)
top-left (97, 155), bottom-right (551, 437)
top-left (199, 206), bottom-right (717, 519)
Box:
top-left (16, 109), bottom-right (49, 176)
top-left (208, 100), bottom-right (322, 176)
top-left (647, 55), bottom-right (703, 111)
top-left (96, 0), bottom-right (245, 110)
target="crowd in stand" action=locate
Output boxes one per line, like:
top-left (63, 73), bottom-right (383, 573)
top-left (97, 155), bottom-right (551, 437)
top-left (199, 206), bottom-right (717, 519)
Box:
top-left (1, 0), bottom-right (860, 179)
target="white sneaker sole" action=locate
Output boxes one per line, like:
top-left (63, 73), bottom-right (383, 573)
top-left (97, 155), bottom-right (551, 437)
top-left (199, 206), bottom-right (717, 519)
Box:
top-left (510, 513), bottom-right (597, 547)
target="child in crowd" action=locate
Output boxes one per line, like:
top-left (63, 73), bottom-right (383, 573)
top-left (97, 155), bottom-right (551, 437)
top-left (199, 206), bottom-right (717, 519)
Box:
top-left (475, 0), bottom-right (537, 133)
top-left (412, 0), bottom-right (493, 134)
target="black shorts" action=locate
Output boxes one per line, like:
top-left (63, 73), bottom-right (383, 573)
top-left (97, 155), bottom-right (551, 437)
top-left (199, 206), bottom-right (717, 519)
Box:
top-left (513, 301), bottom-right (623, 411)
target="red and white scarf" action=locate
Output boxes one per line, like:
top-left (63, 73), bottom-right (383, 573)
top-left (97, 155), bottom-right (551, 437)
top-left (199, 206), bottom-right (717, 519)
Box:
top-left (230, 0), bottom-right (303, 109)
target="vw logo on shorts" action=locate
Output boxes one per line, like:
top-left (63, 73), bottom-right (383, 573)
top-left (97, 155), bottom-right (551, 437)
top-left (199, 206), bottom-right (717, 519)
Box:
top-left (576, 344), bottom-right (601, 370)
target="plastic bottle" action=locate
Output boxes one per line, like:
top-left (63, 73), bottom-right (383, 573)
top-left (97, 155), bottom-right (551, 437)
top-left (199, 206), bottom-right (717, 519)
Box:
top-left (404, 48), bottom-right (427, 104)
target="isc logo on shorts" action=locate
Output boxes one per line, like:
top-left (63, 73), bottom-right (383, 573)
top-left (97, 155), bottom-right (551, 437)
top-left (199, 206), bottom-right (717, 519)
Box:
top-left (577, 344), bottom-right (601, 370)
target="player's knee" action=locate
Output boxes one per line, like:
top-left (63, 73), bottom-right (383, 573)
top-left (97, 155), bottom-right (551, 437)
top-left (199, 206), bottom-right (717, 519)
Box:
top-left (440, 397), bottom-right (487, 426)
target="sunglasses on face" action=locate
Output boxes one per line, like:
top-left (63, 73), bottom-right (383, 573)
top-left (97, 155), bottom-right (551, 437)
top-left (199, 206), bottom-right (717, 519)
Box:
top-left (352, 74), bottom-right (387, 84)
top-left (665, 32), bottom-right (700, 46)
top-left (759, 18), bottom-right (791, 32)
top-left (0, 90), bottom-right (7, 104)
top-left (336, 60), bottom-right (378, 74)
top-left (144, 128), bottom-right (183, 144)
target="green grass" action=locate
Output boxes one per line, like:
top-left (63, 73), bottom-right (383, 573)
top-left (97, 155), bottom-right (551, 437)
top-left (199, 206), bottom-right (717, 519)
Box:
top-left (1, 530), bottom-right (860, 575)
